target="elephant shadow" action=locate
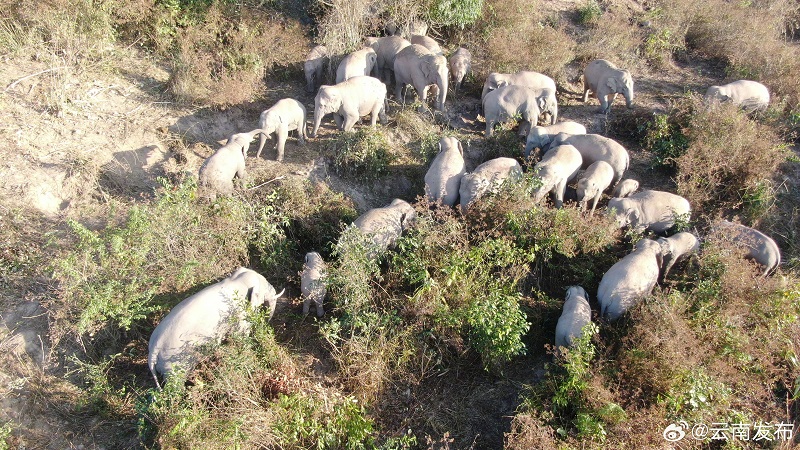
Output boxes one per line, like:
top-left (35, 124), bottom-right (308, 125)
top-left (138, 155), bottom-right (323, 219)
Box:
top-left (100, 144), bottom-right (168, 198)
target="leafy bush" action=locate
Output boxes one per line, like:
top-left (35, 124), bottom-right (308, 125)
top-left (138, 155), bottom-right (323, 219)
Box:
top-left (576, 0), bottom-right (602, 25)
top-left (428, 0), bottom-right (483, 28)
top-left (272, 393), bottom-right (375, 449)
top-left (643, 112), bottom-right (689, 169)
top-left (329, 128), bottom-right (396, 180)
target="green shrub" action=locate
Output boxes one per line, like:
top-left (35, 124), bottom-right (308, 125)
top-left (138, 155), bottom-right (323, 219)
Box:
top-left (644, 113), bottom-right (689, 169)
top-left (329, 128), bottom-right (396, 181)
top-left (429, 0), bottom-right (484, 28)
top-left (272, 393), bottom-right (375, 449)
top-left (576, 0), bottom-right (602, 25)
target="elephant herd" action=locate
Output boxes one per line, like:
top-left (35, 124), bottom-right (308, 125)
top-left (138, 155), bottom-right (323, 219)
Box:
top-left (158, 28), bottom-right (780, 386)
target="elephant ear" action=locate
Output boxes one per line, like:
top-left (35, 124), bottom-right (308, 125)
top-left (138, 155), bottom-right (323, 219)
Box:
top-left (421, 58), bottom-right (434, 80)
top-left (457, 140), bottom-right (464, 156)
top-left (606, 76), bottom-right (618, 92)
top-left (248, 284), bottom-right (263, 309)
top-left (496, 80), bottom-right (509, 88)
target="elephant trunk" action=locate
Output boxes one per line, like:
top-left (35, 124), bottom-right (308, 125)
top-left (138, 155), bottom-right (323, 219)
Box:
top-left (550, 102), bottom-right (558, 125)
top-left (305, 73), bottom-right (315, 93)
top-left (625, 90), bottom-right (633, 109)
top-left (437, 74), bottom-right (448, 111)
top-left (256, 132), bottom-right (268, 158)
top-left (311, 109), bottom-right (324, 138)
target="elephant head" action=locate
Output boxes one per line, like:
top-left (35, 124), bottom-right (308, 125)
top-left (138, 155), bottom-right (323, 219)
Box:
top-left (536, 89), bottom-right (558, 125)
top-left (227, 131), bottom-right (260, 158)
top-left (576, 178), bottom-right (599, 209)
top-left (481, 73), bottom-right (506, 100)
top-left (228, 268), bottom-right (285, 319)
top-left (607, 198), bottom-right (640, 229)
top-left (635, 238), bottom-right (664, 268)
top-left (312, 85), bottom-right (343, 137)
top-left (532, 165), bottom-right (558, 203)
top-left (422, 54), bottom-right (449, 110)
top-left (704, 86), bottom-right (728, 103)
top-left (608, 70), bottom-right (634, 108)
top-left (390, 198), bottom-right (417, 230)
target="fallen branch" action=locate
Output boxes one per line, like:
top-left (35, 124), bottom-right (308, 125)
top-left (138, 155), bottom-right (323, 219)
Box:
top-left (4, 66), bottom-right (67, 93)
top-left (247, 175), bottom-right (286, 190)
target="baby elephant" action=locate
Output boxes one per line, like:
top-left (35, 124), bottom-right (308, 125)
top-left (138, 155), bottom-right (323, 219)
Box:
top-left (576, 160), bottom-right (615, 215)
top-left (555, 286), bottom-right (594, 348)
top-left (598, 239), bottom-right (662, 321)
top-left (657, 232), bottom-right (699, 281)
top-left (198, 130), bottom-right (260, 199)
top-left (524, 121), bottom-right (587, 158)
top-left (352, 199), bottom-right (417, 258)
top-left (532, 144), bottom-right (583, 209)
top-left (301, 252), bottom-right (327, 317)
top-left (583, 59), bottom-right (634, 113)
top-left (612, 178), bottom-right (639, 198)
top-left (449, 47), bottom-right (471, 93)
top-left (148, 267), bottom-right (284, 389)
top-left (607, 190), bottom-right (691, 234)
top-left (704, 80), bottom-right (770, 112)
top-left (459, 157), bottom-right (523, 212)
top-left (424, 136), bottom-right (466, 207)
top-left (714, 220), bottom-right (781, 277)
top-left (255, 98), bottom-right (307, 161)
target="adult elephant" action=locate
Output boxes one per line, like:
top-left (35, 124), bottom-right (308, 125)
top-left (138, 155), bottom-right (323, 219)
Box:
top-left (607, 190), bottom-right (691, 235)
top-left (582, 59), bottom-right (634, 113)
top-left (311, 76), bottom-right (387, 137)
top-left (482, 85), bottom-right (556, 137)
top-left (598, 239), bottom-right (662, 321)
top-left (547, 133), bottom-right (629, 184)
top-left (704, 80), bottom-right (770, 112)
top-left (481, 71), bottom-right (556, 104)
top-left (410, 34), bottom-right (442, 55)
top-left (367, 36), bottom-right (411, 85)
top-left (336, 47), bottom-right (377, 83)
top-left (424, 136), bottom-right (466, 207)
top-left (393, 44), bottom-right (449, 111)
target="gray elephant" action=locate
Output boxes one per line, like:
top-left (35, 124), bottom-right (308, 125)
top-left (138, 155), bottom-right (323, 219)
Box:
top-left (301, 252), bottom-right (327, 317)
top-left (524, 121), bottom-right (586, 158)
top-left (606, 190), bottom-right (691, 234)
top-left (531, 144), bottom-right (583, 209)
top-left (714, 220), bottom-right (781, 277)
top-left (576, 160), bottom-right (615, 215)
top-left (148, 267), bottom-right (284, 388)
top-left (482, 85), bottom-right (557, 136)
top-left (704, 80), bottom-right (770, 112)
top-left (612, 178), bottom-right (639, 198)
top-left (304, 45), bottom-right (328, 93)
top-left (481, 71), bottom-right (556, 104)
top-left (367, 36), bottom-right (411, 84)
top-left (410, 34), bottom-right (442, 55)
top-left (555, 286), bottom-right (594, 348)
top-left (198, 130), bottom-right (260, 199)
top-left (459, 157), bottom-right (523, 212)
top-left (657, 232), bottom-right (699, 281)
top-left (448, 47), bottom-right (471, 93)
top-left (394, 44), bottom-right (449, 111)
top-left (582, 59), bottom-right (634, 113)
top-left (424, 136), bottom-right (466, 207)
top-left (598, 239), bottom-right (663, 321)
top-left (255, 98), bottom-right (306, 161)
top-left (547, 133), bottom-right (629, 184)
top-left (336, 47), bottom-right (378, 83)
top-left (351, 199), bottom-right (417, 258)
top-left (311, 76), bottom-right (387, 137)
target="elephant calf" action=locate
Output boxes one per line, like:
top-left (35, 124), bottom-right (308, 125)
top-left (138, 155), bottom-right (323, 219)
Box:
top-left (714, 220), bottom-right (781, 277)
top-left (612, 178), bottom-right (639, 198)
top-left (255, 98), bottom-right (307, 161)
top-left (148, 267), bottom-right (284, 388)
top-left (524, 121), bottom-right (586, 158)
top-left (583, 59), bottom-right (634, 113)
top-left (547, 133), bottom-right (629, 184)
top-left (311, 76), bottom-right (387, 137)
top-left (351, 199), bottom-right (417, 258)
top-left (705, 80), bottom-right (770, 112)
top-left (424, 136), bottom-right (466, 207)
top-left (555, 286), bottom-right (593, 348)
top-left (198, 130), bottom-right (260, 199)
top-left (532, 144), bottom-right (582, 209)
top-left (449, 47), bottom-right (471, 93)
top-left (576, 160), bottom-right (615, 215)
top-left (301, 252), bottom-right (327, 317)
top-left (607, 190), bottom-right (691, 235)
top-left (598, 239), bottom-right (662, 321)
top-left (657, 232), bottom-right (699, 281)
top-left (459, 157), bottom-right (523, 212)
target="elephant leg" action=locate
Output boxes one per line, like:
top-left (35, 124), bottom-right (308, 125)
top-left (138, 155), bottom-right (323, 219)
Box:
top-left (582, 85), bottom-right (591, 103)
top-left (343, 114), bottom-right (359, 132)
top-left (486, 119), bottom-right (495, 137)
top-left (276, 127), bottom-right (289, 162)
top-left (379, 99), bottom-right (388, 125)
top-left (395, 83), bottom-right (405, 105)
top-left (589, 195), bottom-right (600, 216)
top-left (554, 180), bottom-right (567, 209)
top-left (334, 113), bottom-right (343, 130)
top-left (598, 95), bottom-right (610, 113)
top-left (369, 106), bottom-right (379, 127)
top-left (608, 93), bottom-right (618, 108)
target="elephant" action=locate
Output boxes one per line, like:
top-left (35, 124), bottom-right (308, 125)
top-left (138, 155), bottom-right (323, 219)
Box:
top-left (598, 239), bottom-right (663, 321)
top-left (367, 36), bottom-right (411, 85)
top-left (394, 44), bottom-right (449, 111)
top-left (410, 34), bottom-right (442, 55)
top-left (582, 59), bottom-right (634, 113)
top-left (657, 232), bottom-right (699, 282)
top-left (482, 85), bottom-right (558, 136)
top-left (255, 98), bottom-right (306, 161)
top-left (336, 47), bottom-right (378, 83)
top-left (714, 220), bottom-right (781, 277)
top-left (424, 136), bottom-right (466, 207)
top-left (304, 45), bottom-right (328, 93)
top-left (612, 178), bottom-right (639, 198)
top-left (148, 267), bottom-right (284, 388)
top-left (351, 198), bottom-right (417, 258)
top-left (576, 160), bottom-right (615, 215)
top-left (311, 76), bottom-right (387, 137)
top-left (531, 144), bottom-right (583, 209)
top-left (555, 286), bottom-right (593, 348)
top-left (301, 252), bottom-right (327, 317)
top-left (606, 190), bottom-right (691, 234)
top-left (481, 71), bottom-right (556, 104)
top-left (459, 157), bottom-right (523, 212)
top-left (524, 121), bottom-right (586, 158)
top-left (448, 47), bottom-right (471, 93)
top-left (198, 130), bottom-right (261, 199)
top-left (704, 80), bottom-right (770, 112)
top-left (547, 133), bottom-right (629, 184)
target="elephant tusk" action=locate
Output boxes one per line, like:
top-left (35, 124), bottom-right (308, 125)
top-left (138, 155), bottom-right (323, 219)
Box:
top-left (273, 288), bottom-right (286, 299)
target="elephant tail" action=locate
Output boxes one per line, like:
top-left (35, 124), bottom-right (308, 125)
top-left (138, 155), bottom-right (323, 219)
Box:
top-left (148, 351), bottom-right (163, 391)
